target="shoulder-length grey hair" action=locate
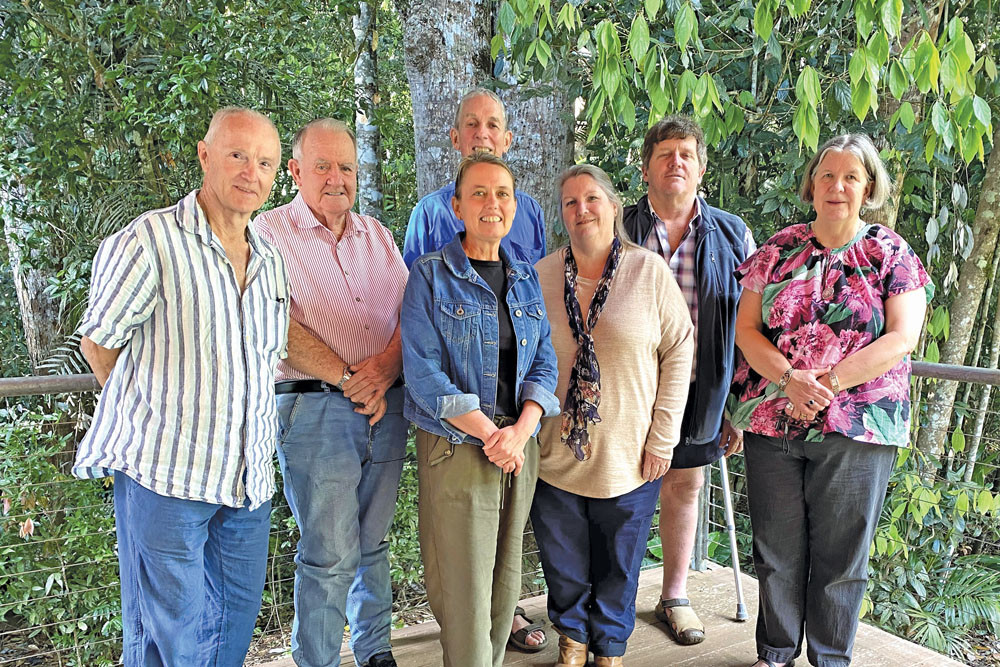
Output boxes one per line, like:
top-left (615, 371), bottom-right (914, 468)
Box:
top-left (799, 134), bottom-right (892, 210)
top-left (557, 164), bottom-right (640, 248)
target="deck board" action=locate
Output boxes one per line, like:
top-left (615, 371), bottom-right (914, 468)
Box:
top-left (260, 565), bottom-right (967, 666)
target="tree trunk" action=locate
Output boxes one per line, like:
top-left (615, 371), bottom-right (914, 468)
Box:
top-left (354, 2), bottom-right (383, 220)
top-left (502, 81), bottom-right (576, 250)
top-left (400, 0), bottom-right (493, 200)
top-left (2, 188), bottom-right (62, 372)
top-left (916, 123), bottom-right (1000, 458)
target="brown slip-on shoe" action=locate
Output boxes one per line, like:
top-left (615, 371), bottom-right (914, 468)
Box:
top-left (595, 656), bottom-right (624, 666)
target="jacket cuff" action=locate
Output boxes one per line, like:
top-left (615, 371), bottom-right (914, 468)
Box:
top-left (519, 381), bottom-right (560, 417)
top-left (437, 393), bottom-right (481, 443)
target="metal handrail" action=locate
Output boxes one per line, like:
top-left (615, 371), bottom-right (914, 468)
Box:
top-left (1, 361), bottom-right (996, 398)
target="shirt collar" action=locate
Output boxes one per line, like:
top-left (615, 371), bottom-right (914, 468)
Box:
top-left (648, 196), bottom-right (702, 231)
top-left (289, 192), bottom-right (368, 237)
top-left (177, 190), bottom-right (273, 259)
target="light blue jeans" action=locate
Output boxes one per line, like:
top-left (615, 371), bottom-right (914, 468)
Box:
top-left (277, 386), bottom-right (407, 667)
top-left (113, 471), bottom-right (271, 667)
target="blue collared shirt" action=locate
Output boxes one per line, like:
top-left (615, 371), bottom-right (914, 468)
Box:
top-left (74, 190), bottom-right (290, 510)
top-left (402, 182), bottom-right (547, 268)
top-left (401, 235), bottom-right (560, 444)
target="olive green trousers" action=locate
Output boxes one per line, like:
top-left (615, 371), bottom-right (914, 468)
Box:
top-left (416, 427), bottom-right (539, 667)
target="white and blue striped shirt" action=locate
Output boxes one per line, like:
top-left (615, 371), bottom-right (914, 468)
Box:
top-left (74, 190), bottom-right (290, 510)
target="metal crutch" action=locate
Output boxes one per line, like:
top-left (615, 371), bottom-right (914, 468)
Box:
top-left (719, 454), bottom-right (748, 621)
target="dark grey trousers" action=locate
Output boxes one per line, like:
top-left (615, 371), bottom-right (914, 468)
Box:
top-left (744, 431), bottom-right (897, 667)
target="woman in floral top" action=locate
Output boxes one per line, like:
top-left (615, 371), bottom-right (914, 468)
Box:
top-left (730, 134), bottom-right (932, 667)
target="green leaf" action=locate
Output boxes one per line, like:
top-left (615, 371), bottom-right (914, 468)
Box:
top-left (868, 30), bottom-right (889, 67)
top-left (914, 33), bottom-right (940, 93)
top-left (788, 0), bottom-right (810, 17)
top-left (975, 489), bottom-right (995, 514)
top-left (856, 0), bottom-right (874, 39)
top-left (849, 46), bottom-right (867, 83)
top-left (535, 39), bottom-right (551, 68)
top-left (795, 66), bottom-right (821, 106)
top-left (931, 101), bottom-right (949, 136)
top-left (674, 4), bottom-right (696, 52)
top-left (924, 338), bottom-right (939, 362)
top-left (676, 69), bottom-right (697, 108)
top-left (622, 95), bottom-right (636, 131)
top-left (879, 0), bottom-right (903, 37)
top-left (985, 56), bottom-right (998, 81)
top-left (960, 126), bottom-right (982, 163)
top-left (951, 428), bottom-right (965, 453)
top-left (498, 1), bottom-right (516, 35)
top-left (693, 73), bottom-right (710, 116)
top-left (629, 13), bottom-right (650, 64)
top-left (940, 53), bottom-right (961, 94)
top-left (645, 0), bottom-right (662, 21)
top-left (972, 96), bottom-right (992, 129)
top-left (888, 60), bottom-right (907, 100)
top-left (956, 490), bottom-right (969, 513)
top-left (754, 0), bottom-right (775, 42)
top-left (490, 33), bottom-right (505, 59)
top-left (851, 78), bottom-right (873, 120)
top-left (955, 95), bottom-right (975, 126)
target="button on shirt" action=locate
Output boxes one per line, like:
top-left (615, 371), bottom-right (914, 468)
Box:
top-left (254, 193), bottom-right (408, 378)
top-left (74, 190), bottom-right (291, 510)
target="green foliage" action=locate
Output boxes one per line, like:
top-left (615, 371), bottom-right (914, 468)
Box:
top-left (0, 403), bottom-right (119, 666)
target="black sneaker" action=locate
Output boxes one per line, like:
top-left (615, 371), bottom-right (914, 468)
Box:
top-left (364, 651), bottom-right (397, 667)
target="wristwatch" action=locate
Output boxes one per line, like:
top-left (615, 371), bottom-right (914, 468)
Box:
top-left (335, 366), bottom-right (353, 390)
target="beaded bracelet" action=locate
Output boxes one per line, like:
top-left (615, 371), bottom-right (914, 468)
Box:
top-left (778, 367), bottom-right (794, 391)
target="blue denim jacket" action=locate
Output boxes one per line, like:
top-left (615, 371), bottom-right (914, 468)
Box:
top-left (401, 234), bottom-right (560, 445)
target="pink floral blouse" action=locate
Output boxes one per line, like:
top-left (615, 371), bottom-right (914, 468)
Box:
top-left (728, 223), bottom-right (933, 447)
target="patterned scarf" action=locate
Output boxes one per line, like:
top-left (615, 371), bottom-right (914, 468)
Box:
top-left (561, 237), bottom-right (623, 461)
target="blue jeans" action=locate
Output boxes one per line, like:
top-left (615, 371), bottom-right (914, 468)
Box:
top-left (113, 471), bottom-right (271, 667)
top-left (744, 432), bottom-right (897, 667)
top-left (277, 386), bottom-right (407, 667)
top-left (530, 478), bottom-right (662, 658)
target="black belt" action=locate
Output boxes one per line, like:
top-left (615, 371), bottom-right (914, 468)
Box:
top-left (275, 378), bottom-right (403, 395)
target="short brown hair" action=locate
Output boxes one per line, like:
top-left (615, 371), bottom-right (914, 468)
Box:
top-left (453, 152), bottom-right (517, 197)
top-left (641, 115), bottom-right (707, 169)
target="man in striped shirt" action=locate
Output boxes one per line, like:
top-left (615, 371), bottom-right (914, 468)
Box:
top-left (254, 119), bottom-right (408, 667)
top-left (75, 107), bottom-right (289, 666)
top-left (622, 115), bottom-right (754, 650)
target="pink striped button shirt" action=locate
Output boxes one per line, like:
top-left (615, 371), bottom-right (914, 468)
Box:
top-left (254, 193), bottom-right (408, 381)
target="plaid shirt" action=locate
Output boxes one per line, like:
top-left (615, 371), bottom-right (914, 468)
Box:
top-left (643, 199), bottom-right (755, 380)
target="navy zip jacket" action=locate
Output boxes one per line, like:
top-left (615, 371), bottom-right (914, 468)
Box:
top-left (623, 195), bottom-right (751, 446)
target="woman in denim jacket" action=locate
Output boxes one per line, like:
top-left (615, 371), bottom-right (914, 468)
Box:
top-left (400, 152), bottom-right (560, 667)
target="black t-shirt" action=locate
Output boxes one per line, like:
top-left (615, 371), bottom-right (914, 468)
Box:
top-left (469, 258), bottom-right (518, 417)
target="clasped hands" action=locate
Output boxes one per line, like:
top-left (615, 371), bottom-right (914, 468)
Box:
top-left (341, 351), bottom-right (402, 425)
top-left (482, 423), bottom-right (531, 476)
top-left (783, 367), bottom-right (836, 422)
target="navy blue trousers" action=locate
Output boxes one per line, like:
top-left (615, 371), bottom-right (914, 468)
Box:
top-left (530, 478), bottom-right (662, 657)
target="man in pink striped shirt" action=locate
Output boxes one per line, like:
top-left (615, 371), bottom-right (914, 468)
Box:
top-left (254, 119), bottom-right (408, 667)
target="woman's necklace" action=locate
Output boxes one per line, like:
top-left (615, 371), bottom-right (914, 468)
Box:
top-left (816, 220), bottom-right (862, 301)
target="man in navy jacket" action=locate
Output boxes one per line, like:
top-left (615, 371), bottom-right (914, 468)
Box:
top-left (623, 115), bottom-right (754, 648)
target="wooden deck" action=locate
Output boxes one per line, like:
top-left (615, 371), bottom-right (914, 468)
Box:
top-left (261, 565), bottom-right (967, 666)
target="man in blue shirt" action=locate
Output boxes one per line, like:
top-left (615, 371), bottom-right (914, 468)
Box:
top-left (402, 88), bottom-right (546, 269)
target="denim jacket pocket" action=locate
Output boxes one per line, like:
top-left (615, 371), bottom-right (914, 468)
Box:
top-left (438, 300), bottom-right (480, 343)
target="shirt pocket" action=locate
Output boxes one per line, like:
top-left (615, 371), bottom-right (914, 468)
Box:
top-left (437, 300), bottom-right (480, 344)
top-left (515, 300), bottom-right (546, 359)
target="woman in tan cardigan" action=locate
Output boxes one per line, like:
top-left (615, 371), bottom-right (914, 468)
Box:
top-left (532, 164), bottom-right (694, 667)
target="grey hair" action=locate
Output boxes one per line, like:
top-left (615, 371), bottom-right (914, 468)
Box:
top-left (557, 164), bottom-right (640, 248)
top-left (453, 87), bottom-right (508, 131)
top-left (800, 134), bottom-right (892, 210)
top-left (203, 107), bottom-right (277, 144)
top-left (291, 118), bottom-right (357, 161)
